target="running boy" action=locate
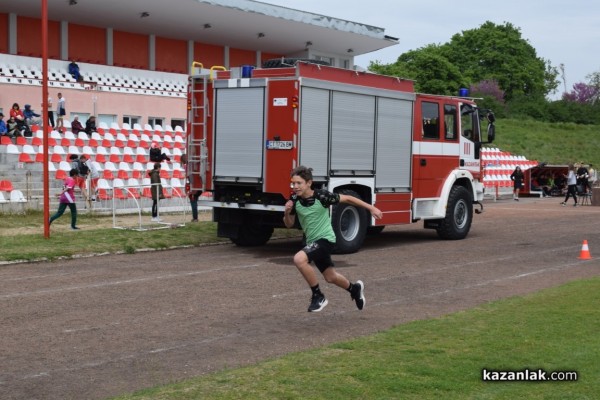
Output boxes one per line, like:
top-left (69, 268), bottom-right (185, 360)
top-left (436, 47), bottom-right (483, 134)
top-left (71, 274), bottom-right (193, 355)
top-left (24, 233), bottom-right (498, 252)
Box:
top-left (283, 166), bottom-right (383, 312)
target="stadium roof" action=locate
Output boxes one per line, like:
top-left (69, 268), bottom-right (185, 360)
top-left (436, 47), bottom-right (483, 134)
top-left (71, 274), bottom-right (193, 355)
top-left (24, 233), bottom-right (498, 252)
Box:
top-left (8, 0), bottom-right (398, 58)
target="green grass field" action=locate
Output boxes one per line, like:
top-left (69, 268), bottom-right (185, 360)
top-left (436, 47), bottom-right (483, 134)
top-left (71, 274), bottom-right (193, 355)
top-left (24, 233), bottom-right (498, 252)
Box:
top-left (494, 119), bottom-right (600, 168)
top-left (109, 278), bottom-right (599, 400)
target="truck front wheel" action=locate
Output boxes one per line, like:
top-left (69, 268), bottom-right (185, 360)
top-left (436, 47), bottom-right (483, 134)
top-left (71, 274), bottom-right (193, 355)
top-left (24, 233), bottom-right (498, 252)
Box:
top-left (230, 224), bottom-right (274, 246)
top-left (436, 186), bottom-right (473, 240)
top-left (331, 189), bottom-right (368, 254)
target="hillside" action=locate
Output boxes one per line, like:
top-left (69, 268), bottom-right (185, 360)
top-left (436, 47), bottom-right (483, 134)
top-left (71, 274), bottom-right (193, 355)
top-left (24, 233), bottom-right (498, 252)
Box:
top-left (493, 119), bottom-right (600, 167)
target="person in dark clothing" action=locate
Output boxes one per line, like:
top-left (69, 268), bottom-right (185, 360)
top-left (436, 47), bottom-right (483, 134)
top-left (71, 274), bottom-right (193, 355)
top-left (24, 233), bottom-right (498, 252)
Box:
top-left (576, 163), bottom-right (590, 194)
top-left (148, 162), bottom-right (164, 222)
top-left (510, 166), bottom-right (524, 201)
top-left (149, 142), bottom-right (170, 162)
top-left (68, 60), bottom-right (82, 82)
top-left (23, 104), bottom-right (41, 126)
top-left (84, 116), bottom-right (96, 136)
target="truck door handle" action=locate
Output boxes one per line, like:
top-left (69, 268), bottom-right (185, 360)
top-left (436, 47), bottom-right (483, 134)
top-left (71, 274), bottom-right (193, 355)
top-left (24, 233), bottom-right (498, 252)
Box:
top-left (420, 159), bottom-right (426, 166)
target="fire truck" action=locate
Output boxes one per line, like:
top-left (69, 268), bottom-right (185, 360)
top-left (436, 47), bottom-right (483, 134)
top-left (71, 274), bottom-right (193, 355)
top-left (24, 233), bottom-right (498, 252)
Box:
top-left (186, 60), bottom-right (495, 253)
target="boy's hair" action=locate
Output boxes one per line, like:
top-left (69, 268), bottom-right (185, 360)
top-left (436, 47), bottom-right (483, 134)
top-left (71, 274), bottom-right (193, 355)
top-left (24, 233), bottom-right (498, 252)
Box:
top-left (69, 168), bottom-right (78, 177)
top-left (290, 165), bottom-right (313, 182)
top-left (154, 162), bottom-right (161, 170)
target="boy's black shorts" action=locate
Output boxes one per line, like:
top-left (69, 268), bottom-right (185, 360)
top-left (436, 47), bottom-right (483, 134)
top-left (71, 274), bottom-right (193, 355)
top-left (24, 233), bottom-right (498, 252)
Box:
top-left (302, 239), bottom-right (335, 273)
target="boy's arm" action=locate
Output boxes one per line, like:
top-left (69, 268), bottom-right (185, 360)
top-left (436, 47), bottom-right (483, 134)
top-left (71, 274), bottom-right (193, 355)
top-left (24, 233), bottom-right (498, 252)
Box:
top-left (339, 194), bottom-right (383, 219)
top-left (283, 200), bottom-right (296, 228)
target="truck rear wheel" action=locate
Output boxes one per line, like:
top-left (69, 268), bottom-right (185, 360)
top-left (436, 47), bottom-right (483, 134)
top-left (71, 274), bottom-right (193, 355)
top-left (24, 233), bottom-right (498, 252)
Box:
top-left (331, 189), bottom-right (368, 254)
top-left (230, 224), bottom-right (274, 246)
top-left (436, 186), bottom-right (473, 240)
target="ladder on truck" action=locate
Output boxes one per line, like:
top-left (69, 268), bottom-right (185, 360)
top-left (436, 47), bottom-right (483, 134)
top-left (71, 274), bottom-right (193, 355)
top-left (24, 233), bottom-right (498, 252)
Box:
top-left (186, 63), bottom-right (227, 194)
top-left (186, 63), bottom-right (208, 194)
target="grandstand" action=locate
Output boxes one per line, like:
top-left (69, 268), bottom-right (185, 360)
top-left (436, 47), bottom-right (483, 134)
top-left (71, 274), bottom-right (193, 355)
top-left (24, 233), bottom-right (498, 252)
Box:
top-left (481, 147), bottom-right (539, 200)
top-left (0, 120), bottom-right (195, 216)
top-left (0, 0), bottom-right (399, 215)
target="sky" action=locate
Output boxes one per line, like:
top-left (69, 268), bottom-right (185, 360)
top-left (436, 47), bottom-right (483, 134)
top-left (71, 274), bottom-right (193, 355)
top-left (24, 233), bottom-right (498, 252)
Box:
top-left (265, 0), bottom-right (600, 97)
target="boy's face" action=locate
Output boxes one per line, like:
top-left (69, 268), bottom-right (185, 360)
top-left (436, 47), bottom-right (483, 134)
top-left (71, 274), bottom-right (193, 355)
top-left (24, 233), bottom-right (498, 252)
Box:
top-left (290, 175), bottom-right (312, 198)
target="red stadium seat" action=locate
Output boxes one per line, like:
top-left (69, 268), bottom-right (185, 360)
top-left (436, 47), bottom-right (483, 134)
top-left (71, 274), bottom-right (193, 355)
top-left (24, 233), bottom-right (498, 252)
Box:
top-left (0, 180), bottom-right (14, 192)
top-left (19, 153), bottom-right (34, 163)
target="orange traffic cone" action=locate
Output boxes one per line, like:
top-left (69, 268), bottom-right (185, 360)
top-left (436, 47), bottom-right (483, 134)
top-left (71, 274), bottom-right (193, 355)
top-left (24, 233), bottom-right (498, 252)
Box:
top-left (578, 240), bottom-right (592, 260)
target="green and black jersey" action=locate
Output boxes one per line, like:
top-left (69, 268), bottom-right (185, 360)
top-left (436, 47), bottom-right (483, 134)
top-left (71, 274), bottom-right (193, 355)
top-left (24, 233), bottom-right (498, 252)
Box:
top-left (290, 189), bottom-right (340, 245)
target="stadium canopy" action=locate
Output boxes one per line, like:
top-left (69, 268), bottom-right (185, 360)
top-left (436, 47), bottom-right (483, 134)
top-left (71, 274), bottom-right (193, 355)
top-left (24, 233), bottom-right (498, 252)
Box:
top-left (8, 0), bottom-right (398, 58)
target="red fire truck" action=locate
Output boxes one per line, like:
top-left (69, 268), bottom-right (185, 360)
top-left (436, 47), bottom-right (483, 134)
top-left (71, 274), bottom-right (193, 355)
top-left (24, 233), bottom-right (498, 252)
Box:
top-left (186, 60), bottom-right (495, 253)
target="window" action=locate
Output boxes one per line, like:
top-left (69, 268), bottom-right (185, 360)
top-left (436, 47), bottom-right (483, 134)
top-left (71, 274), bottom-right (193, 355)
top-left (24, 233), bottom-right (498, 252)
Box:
top-left (170, 119), bottom-right (186, 130)
top-left (444, 104), bottom-right (457, 140)
top-left (460, 104), bottom-right (478, 141)
top-left (421, 102), bottom-right (439, 139)
top-left (98, 114), bottom-right (117, 127)
top-left (123, 115), bottom-right (140, 127)
top-left (148, 117), bottom-right (164, 128)
top-left (72, 113), bottom-right (90, 123)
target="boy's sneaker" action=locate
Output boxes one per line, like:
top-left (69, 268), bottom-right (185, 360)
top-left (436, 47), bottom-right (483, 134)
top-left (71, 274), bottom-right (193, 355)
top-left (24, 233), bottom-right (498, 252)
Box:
top-left (71, 226), bottom-right (80, 230)
top-left (560, 202), bottom-right (566, 206)
top-left (308, 292), bottom-right (328, 312)
top-left (350, 280), bottom-right (366, 310)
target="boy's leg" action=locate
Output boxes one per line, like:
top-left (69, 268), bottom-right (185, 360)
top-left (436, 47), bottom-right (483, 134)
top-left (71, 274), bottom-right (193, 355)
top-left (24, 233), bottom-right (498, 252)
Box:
top-left (294, 250), bottom-right (328, 312)
top-left (322, 268), bottom-right (365, 310)
top-left (322, 267), bottom-right (350, 289)
top-left (68, 203), bottom-right (78, 228)
top-left (293, 250), bottom-right (318, 287)
top-left (49, 203), bottom-right (67, 224)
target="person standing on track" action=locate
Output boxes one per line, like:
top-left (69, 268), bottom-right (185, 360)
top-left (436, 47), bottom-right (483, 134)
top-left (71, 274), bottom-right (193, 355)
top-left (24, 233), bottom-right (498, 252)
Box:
top-left (561, 163), bottom-right (578, 207)
top-left (283, 165), bottom-right (382, 312)
top-left (510, 165), bottom-right (524, 201)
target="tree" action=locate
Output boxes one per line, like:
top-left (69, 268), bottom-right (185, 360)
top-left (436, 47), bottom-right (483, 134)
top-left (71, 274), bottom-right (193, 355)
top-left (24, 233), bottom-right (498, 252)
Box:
top-left (562, 82), bottom-right (599, 104)
top-left (369, 44), bottom-right (464, 95)
top-left (368, 22), bottom-right (559, 102)
top-left (443, 21), bottom-right (558, 100)
top-left (469, 79), bottom-right (506, 118)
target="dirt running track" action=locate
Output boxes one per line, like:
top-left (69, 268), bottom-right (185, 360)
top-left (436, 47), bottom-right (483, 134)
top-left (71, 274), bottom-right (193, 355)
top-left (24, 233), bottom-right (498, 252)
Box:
top-left (1, 197), bottom-right (599, 399)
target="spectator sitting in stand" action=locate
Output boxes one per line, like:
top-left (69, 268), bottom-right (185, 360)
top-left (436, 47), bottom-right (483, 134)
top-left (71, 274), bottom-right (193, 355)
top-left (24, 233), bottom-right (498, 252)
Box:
top-left (0, 113), bottom-right (7, 136)
top-left (23, 104), bottom-right (42, 127)
top-left (9, 103), bottom-right (31, 136)
top-left (7, 116), bottom-right (22, 138)
top-left (84, 116), bottom-right (96, 136)
top-left (71, 116), bottom-right (84, 135)
top-left (9, 103), bottom-right (24, 122)
top-left (149, 142), bottom-right (171, 162)
top-left (68, 60), bottom-right (83, 82)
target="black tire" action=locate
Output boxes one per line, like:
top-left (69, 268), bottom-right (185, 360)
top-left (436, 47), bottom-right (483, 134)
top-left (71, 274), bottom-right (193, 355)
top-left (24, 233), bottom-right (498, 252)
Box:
top-left (230, 224), bottom-right (274, 246)
top-left (436, 186), bottom-right (473, 240)
top-left (262, 58), bottom-right (331, 69)
top-left (331, 189), bottom-right (368, 254)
